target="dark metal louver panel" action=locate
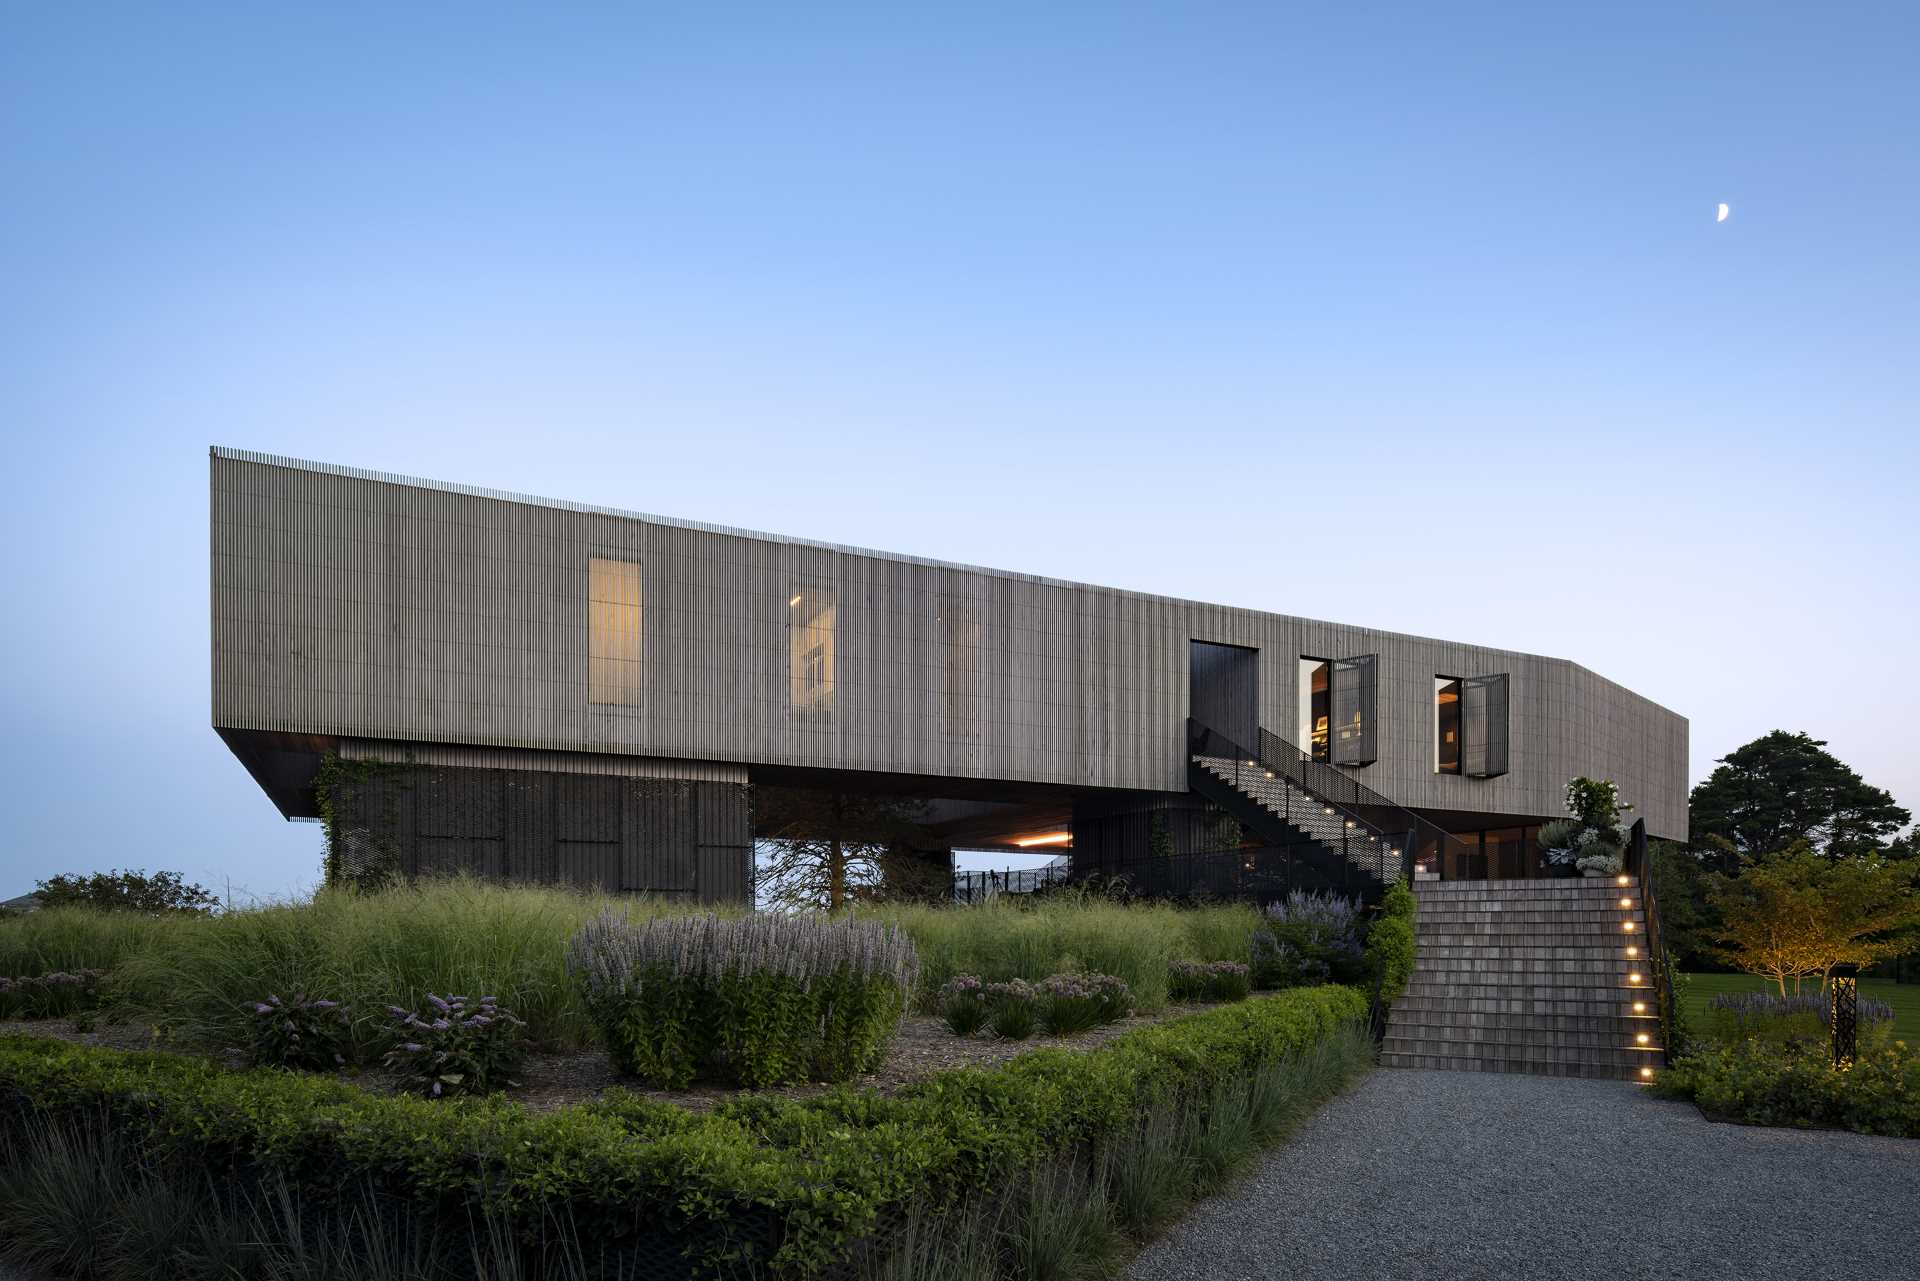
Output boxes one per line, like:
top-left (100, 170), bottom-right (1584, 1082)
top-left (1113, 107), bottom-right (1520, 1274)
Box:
top-left (1330, 654), bottom-right (1378, 766)
top-left (1462, 673), bottom-right (1510, 778)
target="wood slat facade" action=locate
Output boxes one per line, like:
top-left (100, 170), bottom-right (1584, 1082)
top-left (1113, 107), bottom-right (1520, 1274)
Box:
top-left (210, 448), bottom-right (1690, 846)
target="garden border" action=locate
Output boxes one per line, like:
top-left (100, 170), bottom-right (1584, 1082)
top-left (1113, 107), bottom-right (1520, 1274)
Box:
top-left (0, 985), bottom-right (1368, 1279)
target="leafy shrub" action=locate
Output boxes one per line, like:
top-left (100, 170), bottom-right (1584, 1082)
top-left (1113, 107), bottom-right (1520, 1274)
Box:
top-left (1036, 973), bottom-right (1132, 1036)
top-left (1253, 891), bottom-right (1364, 988)
top-left (382, 994), bottom-right (526, 1097)
top-left (0, 970), bottom-right (106, 1020)
top-left (566, 910), bottom-right (917, 1087)
top-left (1363, 881), bottom-right (1418, 1000)
top-left (1653, 1038), bottom-right (1919, 1138)
top-left (1168, 960), bottom-right (1251, 1003)
top-left (33, 869), bottom-right (217, 915)
top-left (247, 994), bottom-right (350, 1070)
top-left (1703, 990), bottom-right (1895, 1049)
top-left (939, 974), bottom-right (988, 1035)
top-left (0, 984), bottom-right (1366, 1279)
top-left (986, 979), bottom-right (1039, 1039)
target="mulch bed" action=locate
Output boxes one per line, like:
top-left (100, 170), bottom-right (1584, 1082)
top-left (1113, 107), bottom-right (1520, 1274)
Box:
top-left (0, 1002), bottom-right (1226, 1113)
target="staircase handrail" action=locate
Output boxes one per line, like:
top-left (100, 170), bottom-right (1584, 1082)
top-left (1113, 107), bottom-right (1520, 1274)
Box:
top-left (1623, 818), bottom-right (1675, 1067)
top-left (1187, 717), bottom-right (1474, 881)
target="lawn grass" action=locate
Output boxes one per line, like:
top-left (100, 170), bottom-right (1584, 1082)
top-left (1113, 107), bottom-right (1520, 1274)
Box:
top-left (1680, 971), bottom-right (1920, 1043)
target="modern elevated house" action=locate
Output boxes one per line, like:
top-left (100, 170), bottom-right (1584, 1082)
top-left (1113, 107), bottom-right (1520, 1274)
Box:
top-left (211, 447), bottom-right (1687, 1079)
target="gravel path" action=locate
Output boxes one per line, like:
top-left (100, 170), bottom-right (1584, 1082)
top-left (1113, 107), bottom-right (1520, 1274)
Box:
top-left (1129, 1067), bottom-right (1917, 1281)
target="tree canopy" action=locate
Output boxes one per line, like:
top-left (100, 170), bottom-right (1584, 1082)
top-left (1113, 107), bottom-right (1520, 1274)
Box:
top-left (1688, 730), bottom-right (1909, 867)
top-left (33, 868), bottom-right (218, 914)
top-left (751, 785), bottom-right (945, 911)
top-left (1706, 846), bottom-right (1920, 993)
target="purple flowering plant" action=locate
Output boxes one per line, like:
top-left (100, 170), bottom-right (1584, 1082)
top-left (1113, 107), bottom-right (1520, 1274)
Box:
top-left (0, 970), bottom-right (107, 1021)
top-left (382, 993), bottom-right (527, 1097)
top-left (247, 993), bottom-right (350, 1070)
top-left (1169, 959), bottom-right (1251, 1003)
top-left (939, 974), bottom-right (989, 1036)
top-left (1035, 972), bottom-right (1134, 1035)
top-left (983, 978), bottom-right (1039, 1040)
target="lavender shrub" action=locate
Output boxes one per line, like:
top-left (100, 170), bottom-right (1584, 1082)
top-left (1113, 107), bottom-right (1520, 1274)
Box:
top-left (565, 911), bottom-right (918, 1088)
top-left (1253, 891), bottom-right (1365, 989)
top-left (1705, 989), bottom-right (1895, 1049)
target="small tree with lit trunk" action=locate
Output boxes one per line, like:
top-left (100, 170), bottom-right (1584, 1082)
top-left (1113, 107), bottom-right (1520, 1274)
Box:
top-left (1708, 846), bottom-right (1920, 994)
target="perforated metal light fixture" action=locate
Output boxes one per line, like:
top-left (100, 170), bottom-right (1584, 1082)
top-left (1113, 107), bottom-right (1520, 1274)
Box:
top-left (1831, 963), bottom-right (1859, 1069)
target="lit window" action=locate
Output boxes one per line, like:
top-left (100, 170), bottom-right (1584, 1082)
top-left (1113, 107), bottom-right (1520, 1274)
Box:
top-left (790, 583), bottom-right (837, 720)
top-left (588, 558), bottom-right (642, 706)
top-left (1298, 657), bottom-right (1331, 761)
top-left (1435, 677), bottom-right (1462, 774)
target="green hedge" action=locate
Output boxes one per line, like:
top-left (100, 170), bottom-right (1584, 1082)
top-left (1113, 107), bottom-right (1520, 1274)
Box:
top-left (1364, 881), bottom-right (1417, 1001)
top-left (1652, 1038), bottom-right (1919, 1138)
top-left (0, 984), bottom-right (1365, 1277)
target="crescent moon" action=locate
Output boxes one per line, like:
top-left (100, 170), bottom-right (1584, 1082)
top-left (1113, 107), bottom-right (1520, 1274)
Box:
top-left (1716, 202), bottom-right (1730, 222)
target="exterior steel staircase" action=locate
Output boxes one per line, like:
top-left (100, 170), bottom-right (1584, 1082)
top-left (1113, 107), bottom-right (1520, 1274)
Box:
top-left (1189, 754), bottom-right (1397, 892)
top-left (1185, 717), bottom-right (1476, 903)
top-left (1381, 877), bottom-right (1665, 1081)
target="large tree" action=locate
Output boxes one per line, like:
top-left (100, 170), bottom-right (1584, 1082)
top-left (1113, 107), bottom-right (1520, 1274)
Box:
top-left (752, 785), bottom-right (944, 911)
top-left (1707, 847), bottom-right (1920, 993)
top-left (1688, 731), bottom-right (1909, 868)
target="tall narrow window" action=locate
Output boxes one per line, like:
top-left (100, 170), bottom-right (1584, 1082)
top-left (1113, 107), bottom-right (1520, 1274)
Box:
top-left (1435, 677), bottom-right (1463, 774)
top-left (789, 583), bottom-right (837, 721)
top-left (588, 557), bottom-right (642, 706)
top-left (1298, 657), bottom-right (1331, 761)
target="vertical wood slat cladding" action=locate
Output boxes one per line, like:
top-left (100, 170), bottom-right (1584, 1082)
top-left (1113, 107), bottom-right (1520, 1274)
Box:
top-left (330, 767), bottom-right (749, 898)
top-left (212, 449), bottom-right (1689, 839)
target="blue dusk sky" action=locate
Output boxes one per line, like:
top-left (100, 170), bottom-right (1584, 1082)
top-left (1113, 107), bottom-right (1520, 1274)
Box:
top-left (2, 3), bottom-right (1915, 898)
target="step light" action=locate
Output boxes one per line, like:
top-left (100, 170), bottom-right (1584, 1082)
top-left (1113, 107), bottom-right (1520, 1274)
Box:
top-left (1617, 875), bottom-right (1631, 886)
top-left (1628, 972), bottom-right (1643, 984)
top-left (1622, 921), bottom-right (1635, 932)
top-left (1636, 1033), bottom-right (1650, 1045)
top-left (1618, 897), bottom-right (1633, 908)
top-left (1640, 1067), bottom-right (1654, 1080)
top-left (1632, 1001), bottom-right (1647, 1014)
top-left (1625, 946), bottom-right (1638, 958)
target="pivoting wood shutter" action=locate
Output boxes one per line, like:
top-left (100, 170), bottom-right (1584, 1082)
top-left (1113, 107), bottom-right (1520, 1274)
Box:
top-left (1330, 654), bottom-right (1378, 766)
top-left (1462, 673), bottom-right (1510, 778)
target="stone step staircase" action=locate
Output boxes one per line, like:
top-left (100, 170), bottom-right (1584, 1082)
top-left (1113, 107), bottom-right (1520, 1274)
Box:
top-left (1381, 878), bottom-right (1663, 1082)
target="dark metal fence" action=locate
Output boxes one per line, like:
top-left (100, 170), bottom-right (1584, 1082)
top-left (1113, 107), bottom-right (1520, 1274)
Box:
top-left (952, 862), bottom-right (1073, 903)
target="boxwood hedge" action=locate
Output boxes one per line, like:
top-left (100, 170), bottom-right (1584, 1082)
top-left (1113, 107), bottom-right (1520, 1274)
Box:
top-left (0, 983), bottom-right (1365, 1278)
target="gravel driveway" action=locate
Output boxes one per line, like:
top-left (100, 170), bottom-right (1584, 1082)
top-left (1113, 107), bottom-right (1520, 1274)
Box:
top-left (1129, 1067), bottom-right (1916, 1281)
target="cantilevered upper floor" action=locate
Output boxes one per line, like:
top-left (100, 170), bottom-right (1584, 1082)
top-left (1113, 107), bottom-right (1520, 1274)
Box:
top-left (210, 448), bottom-right (1688, 839)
